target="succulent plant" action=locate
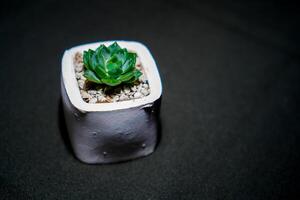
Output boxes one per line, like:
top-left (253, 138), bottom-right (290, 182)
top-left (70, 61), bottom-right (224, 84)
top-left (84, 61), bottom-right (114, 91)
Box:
top-left (82, 42), bottom-right (142, 86)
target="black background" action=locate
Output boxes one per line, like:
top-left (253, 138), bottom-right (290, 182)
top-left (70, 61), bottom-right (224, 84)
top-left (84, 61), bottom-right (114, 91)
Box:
top-left (1, 0), bottom-right (300, 199)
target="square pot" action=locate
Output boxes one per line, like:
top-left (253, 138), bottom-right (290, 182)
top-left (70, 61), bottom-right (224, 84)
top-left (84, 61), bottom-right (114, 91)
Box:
top-left (61, 41), bottom-right (162, 164)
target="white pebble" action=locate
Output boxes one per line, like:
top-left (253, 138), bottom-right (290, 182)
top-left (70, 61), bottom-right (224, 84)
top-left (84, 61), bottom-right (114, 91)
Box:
top-left (81, 90), bottom-right (91, 99)
top-left (124, 88), bottom-right (130, 94)
top-left (113, 96), bottom-right (120, 102)
top-left (140, 88), bottom-right (150, 96)
top-left (75, 72), bottom-right (82, 79)
top-left (143, 83), bottom-right (149, 89)
top-left (88, 90), bottom-right (97, 95)
top-left (75, 64), bottom-right (83, 72)
top-left (89, 98), bottom-right (97, 104)
top-left (134, 92), bottom-right (142, 98)
top-left (97, 90), bottom-right (104, 96)
top-left (96, 94), bottom-right (104, 101)
top-left (131, 86), bottom-right (137, 92)
top-left (137, 84), bottom-right (142, 91)
top-left (78, 80), bottom-right (85, 89)
top-left (119, 94), bottom-right (128, 101)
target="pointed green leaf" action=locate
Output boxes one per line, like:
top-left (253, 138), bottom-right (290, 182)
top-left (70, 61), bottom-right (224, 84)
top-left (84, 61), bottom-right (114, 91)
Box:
top-left (117, 71), bottom-right (134, 82)
top-left (108, 42), bottom-right (122, 54)
top-left (90, 53), bottom-right (100, 71)
top-left (113, 49), bottom-right (127, 65)
top-left (94, 65), bottom-right (109, 79)
top-left (124, 76), bottom-right (138, 84)
top-left (106, 58), bottom-right (122, 76)
top-left (133, 69), bottom-right (142, 79)
top-left (83, 51), bottom-right (89, 68)
top-left (99, 45), bottom-right (111, 63)
top-left (121, 52), bottom-right (136, 73)
top-left (101, 78), bottom-right (121, 86)
top-left (83, 69), bottom-right (102, 83)
top-left (83, 49), bottom-right (94, 70)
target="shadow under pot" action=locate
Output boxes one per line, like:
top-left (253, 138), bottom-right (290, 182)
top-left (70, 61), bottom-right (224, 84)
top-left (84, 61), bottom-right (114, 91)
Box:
top-left (61, 41), bottom-right (162, 164)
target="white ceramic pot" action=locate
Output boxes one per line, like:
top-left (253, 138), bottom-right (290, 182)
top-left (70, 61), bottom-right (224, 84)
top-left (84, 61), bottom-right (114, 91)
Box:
top-left (61, 41), bottom-right (162, 164)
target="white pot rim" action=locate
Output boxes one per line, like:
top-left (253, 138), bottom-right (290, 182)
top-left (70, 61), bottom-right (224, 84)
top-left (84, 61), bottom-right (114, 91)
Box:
top-left (62, 40), bottom-right (162, 112)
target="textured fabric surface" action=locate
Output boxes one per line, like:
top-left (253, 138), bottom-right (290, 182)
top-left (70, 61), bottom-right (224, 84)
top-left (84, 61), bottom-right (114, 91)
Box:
top-left (1, 0), bottom-right (299, 199)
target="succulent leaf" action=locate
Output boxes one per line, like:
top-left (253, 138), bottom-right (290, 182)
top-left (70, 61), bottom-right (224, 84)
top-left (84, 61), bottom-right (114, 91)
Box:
top-left (117, 71), bottom-right (134, 82)
top-left (83, 69), bottom-right (102, 84)
top-left (83, 42), bottom-right (142, 86)
top-left (101, 78), bottom-right (121, 86)
top-left (83, 49), bottom-right (95, 71)
top-left (133, 69), bottom-right (143, 79)
top-left (108, 42), bottom-right (122, 54)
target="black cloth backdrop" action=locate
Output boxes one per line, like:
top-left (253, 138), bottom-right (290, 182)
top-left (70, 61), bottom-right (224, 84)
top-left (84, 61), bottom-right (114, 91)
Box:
top-left (1, 0), bottom-right (300, 199)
